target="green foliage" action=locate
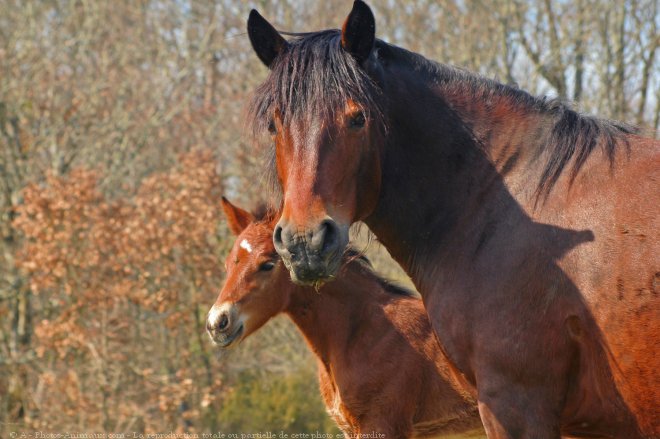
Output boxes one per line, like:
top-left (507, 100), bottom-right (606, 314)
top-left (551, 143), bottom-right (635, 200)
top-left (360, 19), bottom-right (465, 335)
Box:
top-left (218, 367), bottom-right (339, 434)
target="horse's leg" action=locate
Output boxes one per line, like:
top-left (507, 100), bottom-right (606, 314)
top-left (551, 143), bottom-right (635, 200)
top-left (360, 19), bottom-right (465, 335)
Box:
top-left (476, 382), bottom-right (562, 439)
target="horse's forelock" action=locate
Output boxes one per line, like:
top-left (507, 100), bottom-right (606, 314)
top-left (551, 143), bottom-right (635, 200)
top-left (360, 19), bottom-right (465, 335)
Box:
top-left (248, 30), bottom-right (386, 209)
top-left (248, 30), bottom-right (385, 135)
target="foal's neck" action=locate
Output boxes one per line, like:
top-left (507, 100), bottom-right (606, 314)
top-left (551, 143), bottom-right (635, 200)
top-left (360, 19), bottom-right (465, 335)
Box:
top-left (283, 262), bottom-right (385, 367)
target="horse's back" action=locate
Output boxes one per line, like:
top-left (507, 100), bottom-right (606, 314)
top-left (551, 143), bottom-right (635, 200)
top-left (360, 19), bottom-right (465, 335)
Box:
top-left (547, 133), bottom-right (659, 436)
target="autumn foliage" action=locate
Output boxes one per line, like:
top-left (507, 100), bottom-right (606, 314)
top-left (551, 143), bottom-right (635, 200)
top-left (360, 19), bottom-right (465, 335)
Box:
top-left (10, 150), bottom-right (226, 431)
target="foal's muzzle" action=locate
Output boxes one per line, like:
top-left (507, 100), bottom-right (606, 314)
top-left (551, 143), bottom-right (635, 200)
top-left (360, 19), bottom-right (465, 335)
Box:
top-left (206, 304), bottom-right (244, 347)
top-left (273, 218), bottom-right (348, 285)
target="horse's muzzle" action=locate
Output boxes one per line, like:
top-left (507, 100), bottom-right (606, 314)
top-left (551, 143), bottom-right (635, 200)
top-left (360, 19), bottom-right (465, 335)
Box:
top-left (273, 218), bottom-right (348, 286)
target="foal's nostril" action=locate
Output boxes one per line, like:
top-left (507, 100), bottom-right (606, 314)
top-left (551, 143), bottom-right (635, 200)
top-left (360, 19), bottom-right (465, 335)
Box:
top-left (218, 313), bottom-right (229, 331)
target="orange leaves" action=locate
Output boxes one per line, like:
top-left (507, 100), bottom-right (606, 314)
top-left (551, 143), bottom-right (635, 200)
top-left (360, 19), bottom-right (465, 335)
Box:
top-left (14, 149), bottom-right (225, 303)
top-left (11, 149), bottom-right (229, 430)
top-left (14, 169), bottom-right (103, 293)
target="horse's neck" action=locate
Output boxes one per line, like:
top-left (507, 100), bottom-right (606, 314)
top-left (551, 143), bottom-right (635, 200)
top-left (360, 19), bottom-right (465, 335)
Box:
top-left (366, 72), bottom-right (546, 282)
top-left (284, 264), bottom-right (380, 367)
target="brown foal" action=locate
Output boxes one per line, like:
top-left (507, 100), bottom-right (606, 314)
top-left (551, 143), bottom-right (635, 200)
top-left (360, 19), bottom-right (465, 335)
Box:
top-left (207, 198), bottom-right (483, 438)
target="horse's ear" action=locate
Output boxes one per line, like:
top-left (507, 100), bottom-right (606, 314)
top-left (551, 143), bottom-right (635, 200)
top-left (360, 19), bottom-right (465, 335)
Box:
top-left (341, 0), bottom-right (376, 64)
top-left (221, 197), bottom-right (254, 236)
top-left (247, 9), bottom-right (288, 68)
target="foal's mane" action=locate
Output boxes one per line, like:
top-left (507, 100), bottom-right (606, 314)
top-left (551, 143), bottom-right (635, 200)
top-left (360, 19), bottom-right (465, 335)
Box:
top-left (250, 202), bottom-right (417, 299)
top-left (250, 202), bottom-right (277, 225)
top-left (344, 248), bottom-right (419, 299)
top-left (249, 29), bottom-right (637, 202)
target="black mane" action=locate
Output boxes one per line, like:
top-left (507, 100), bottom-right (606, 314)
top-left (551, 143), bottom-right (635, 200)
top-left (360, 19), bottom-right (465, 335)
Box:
top-left (249, 30), bottom-right (385, 202)
top-left (381, 42), bottom-right (636, 198)
top-left (249, 30), bottom-right (384, 132)
top-left (344, 248), bottom-right (419, 299)
top-left (250, 30), bottom-right (637, 201)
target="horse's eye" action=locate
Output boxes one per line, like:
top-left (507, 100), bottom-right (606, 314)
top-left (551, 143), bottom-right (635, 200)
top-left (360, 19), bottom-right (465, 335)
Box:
top-left (268, 119), bottom-right (277, 135)
top-left (259, 261), bottom-right (275, 272)
top-left (349, 112), bottom-right (366, 129)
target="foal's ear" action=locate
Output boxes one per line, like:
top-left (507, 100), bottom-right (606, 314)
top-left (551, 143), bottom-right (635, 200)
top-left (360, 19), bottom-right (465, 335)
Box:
top-left (221, 197), bottom-right (255, 236)
top-left (341, 0), bottom-right (376, 64)
top-left (247, 9), bottom-right (288, 68)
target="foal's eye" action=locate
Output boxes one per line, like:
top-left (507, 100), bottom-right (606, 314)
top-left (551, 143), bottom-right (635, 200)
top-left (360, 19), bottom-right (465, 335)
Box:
top-left (349, 112), bottom-right (366, 129)
top-left (259, 261), bottom-right (275, 272)
top-left (268, 119), bottom-right (277, 135)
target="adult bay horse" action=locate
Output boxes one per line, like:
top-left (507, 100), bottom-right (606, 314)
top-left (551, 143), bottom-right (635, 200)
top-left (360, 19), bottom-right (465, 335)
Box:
top-left (207, 198), bottom-right (484, 437)
top-left (246, 1), bottom-right (659, 438)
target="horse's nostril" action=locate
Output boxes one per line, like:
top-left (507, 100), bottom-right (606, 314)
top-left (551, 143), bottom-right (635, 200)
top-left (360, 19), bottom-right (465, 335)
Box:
top-left (218, 313), bottom-right (229, 331)
top-left (320, 220), bottom-right (339, 253)
top-left (273, 225), bottom-right (284, 247)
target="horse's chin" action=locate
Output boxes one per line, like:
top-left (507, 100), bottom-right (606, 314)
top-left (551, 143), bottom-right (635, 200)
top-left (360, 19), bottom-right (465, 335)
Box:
top-left (289, 271), bottom-right (335, 290)
top-left (287, 260), bottom-right (339, 290)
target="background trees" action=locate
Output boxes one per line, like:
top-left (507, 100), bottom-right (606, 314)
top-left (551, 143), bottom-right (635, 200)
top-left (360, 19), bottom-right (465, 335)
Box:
top-left (0, 0), bottom-right (657, 434)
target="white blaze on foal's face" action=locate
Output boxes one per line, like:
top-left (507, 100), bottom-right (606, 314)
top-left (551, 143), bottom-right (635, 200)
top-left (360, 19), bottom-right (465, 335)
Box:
top-left (208, 222), bottom-right (290, 348)
top-left (240, 239), bottom-right (253, 253)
